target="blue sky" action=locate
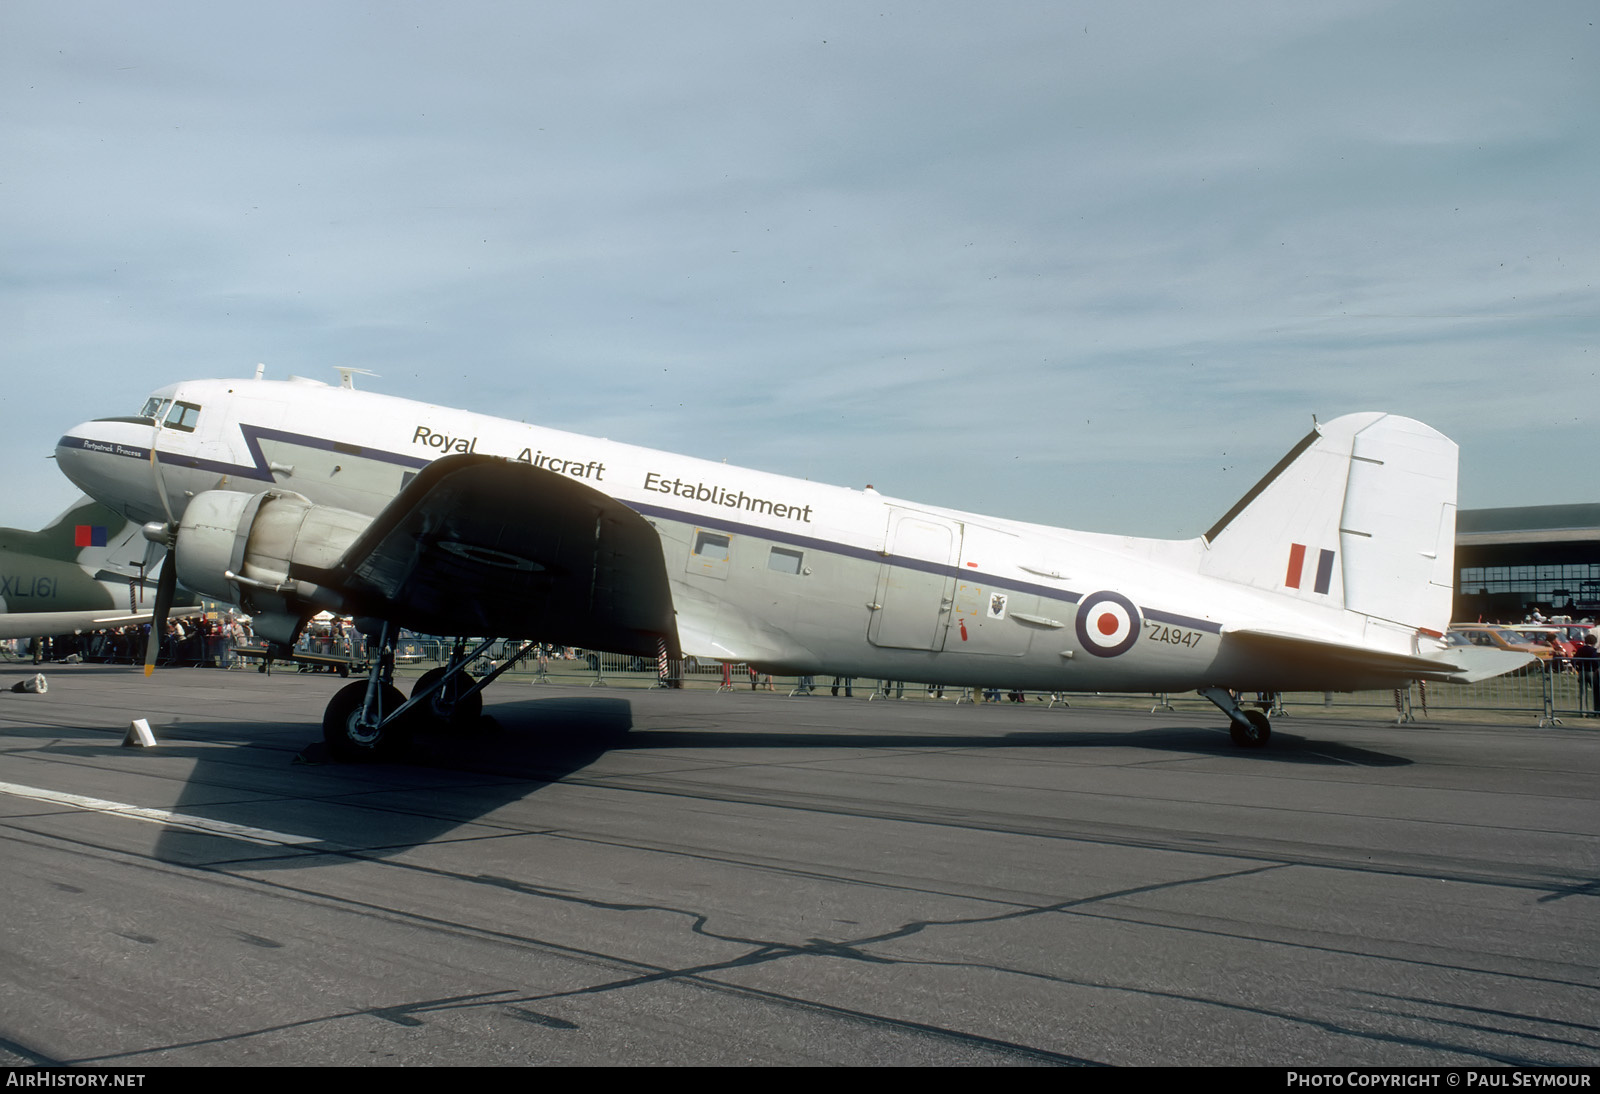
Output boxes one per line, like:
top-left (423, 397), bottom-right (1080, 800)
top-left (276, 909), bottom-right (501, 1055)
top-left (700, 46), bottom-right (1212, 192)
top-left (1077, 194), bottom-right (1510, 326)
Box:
top-left (4, 1), bottom-right (1595, 537)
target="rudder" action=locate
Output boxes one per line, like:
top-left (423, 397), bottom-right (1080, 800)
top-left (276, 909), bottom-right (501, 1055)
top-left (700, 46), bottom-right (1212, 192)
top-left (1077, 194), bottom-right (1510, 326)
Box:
top-left (1198, 413), bottom-right (1457, 634)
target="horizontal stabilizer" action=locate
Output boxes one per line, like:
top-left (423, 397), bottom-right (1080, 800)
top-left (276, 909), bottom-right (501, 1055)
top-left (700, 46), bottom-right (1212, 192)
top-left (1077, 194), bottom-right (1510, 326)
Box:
top-left (1223, 628), bottom-right (1465, 689)
top-left (1430, 646), bottom-right (1540, 684)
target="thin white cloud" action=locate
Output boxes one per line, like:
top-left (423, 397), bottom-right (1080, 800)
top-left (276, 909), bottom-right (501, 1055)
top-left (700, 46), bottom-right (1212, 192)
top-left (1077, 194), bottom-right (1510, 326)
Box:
top-left (2, 0), bottom-right (1595, 540)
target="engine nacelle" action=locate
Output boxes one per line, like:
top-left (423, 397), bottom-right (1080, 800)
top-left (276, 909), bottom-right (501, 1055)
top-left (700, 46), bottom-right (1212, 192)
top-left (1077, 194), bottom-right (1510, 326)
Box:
top-left (176, 489), bottom-right (372, 645)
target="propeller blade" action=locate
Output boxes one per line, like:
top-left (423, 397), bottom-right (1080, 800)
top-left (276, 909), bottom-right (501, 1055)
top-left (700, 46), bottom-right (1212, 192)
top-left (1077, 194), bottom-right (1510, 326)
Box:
top-left (144, 553), bottom-right (178, 677)
top-left (135, 537), bottom-right (167, 608)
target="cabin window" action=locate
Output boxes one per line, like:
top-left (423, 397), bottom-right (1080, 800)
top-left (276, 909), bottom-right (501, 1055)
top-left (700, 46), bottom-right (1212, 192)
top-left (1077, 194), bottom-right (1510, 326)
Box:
top-left (164, 401), bottom-right (202, 432)
top-left (693, 531), bottom-right (731, 560)
top-left (768, 547), bottom-right (803, 575)
top-left (687, 529), bottom-right (731, 580)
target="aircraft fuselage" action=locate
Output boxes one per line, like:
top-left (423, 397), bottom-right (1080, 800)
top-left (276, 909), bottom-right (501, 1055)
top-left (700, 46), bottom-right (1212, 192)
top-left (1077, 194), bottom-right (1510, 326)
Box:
top-left (56, 377), bottom-right (1446, 693)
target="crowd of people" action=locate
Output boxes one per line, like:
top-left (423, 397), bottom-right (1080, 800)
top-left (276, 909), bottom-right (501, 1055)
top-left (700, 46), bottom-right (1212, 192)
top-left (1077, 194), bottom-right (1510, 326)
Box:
top-left (7, 614), bottom-right (254, 667)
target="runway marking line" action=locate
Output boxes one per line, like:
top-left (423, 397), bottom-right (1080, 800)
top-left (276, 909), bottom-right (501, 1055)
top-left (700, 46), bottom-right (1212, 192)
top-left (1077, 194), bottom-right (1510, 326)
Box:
top-left (0, 779), bottom-right (321, 847)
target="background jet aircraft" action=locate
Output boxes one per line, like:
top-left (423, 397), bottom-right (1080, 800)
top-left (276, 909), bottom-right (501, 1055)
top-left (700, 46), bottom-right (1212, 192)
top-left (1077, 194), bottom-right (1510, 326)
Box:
top-left (0, 494), bottom-right (195, 641)
top-left (57, 373), bottom-right (1472, 756)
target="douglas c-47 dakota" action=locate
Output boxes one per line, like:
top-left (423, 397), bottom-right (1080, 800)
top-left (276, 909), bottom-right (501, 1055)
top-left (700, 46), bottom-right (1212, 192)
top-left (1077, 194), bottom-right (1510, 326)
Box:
top-left (55, 371), bottom-right (1500, 758)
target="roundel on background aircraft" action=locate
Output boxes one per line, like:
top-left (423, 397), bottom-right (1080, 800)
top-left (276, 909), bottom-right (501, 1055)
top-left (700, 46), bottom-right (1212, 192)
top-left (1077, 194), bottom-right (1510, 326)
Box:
top-left (1074, 590), bottom-right (1141, 657)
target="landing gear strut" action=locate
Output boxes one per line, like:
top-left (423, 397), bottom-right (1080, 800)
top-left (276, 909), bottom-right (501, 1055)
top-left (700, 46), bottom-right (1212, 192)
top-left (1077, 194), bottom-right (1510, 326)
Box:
top-left (409, 639), bottom-right (483, 728)
top-left (325, 631), bottom-right (554, 759)
top-left (324, 622), bottom-right (409, 761)
top-left (1199, 686), bottom-right (1272, 748)
top-left (412, 667), bottom-right (482, 725)
top-left (319, 631), bottom-right (657, 761)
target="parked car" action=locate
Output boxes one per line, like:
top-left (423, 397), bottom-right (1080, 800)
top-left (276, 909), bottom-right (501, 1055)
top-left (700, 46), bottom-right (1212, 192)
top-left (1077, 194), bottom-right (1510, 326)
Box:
top-left (1507, 626), bottom-right (1577, 660)
top-left (1447, 625), bottom-right (1552, 661)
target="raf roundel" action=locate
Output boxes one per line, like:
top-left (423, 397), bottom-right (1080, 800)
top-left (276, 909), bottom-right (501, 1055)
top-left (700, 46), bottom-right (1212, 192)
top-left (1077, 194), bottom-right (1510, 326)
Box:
top-left (1074, 590), bottom-right (1142, 658)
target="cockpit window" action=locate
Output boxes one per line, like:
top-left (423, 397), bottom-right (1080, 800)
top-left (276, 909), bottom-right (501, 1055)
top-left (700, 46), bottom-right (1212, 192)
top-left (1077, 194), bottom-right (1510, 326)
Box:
top-left (139, 397), bottom-right (171, 421)
top-left (164, 401), bottom-right (201, 432)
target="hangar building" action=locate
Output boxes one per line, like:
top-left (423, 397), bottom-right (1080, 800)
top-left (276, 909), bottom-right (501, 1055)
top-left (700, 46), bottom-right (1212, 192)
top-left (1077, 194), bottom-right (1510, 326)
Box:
top-left (1454, 503), bottom-right (1600, 623)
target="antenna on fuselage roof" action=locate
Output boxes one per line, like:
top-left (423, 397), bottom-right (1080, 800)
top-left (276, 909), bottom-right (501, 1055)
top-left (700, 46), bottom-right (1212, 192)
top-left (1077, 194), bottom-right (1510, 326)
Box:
top-left (335, 367), bottom-right (378, 390)
top-left (254, 363), bottom-right (265, 380)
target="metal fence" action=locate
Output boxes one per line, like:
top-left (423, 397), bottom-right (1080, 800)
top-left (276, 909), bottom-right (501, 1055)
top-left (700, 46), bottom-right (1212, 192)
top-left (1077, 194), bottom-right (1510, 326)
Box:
top-left (383, 645), bottom-right (1598, 725)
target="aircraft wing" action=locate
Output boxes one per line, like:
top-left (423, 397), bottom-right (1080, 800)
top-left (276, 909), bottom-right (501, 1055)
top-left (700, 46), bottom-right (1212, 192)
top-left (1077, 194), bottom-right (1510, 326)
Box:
top-left (293, 455), bottom-right (678, 656)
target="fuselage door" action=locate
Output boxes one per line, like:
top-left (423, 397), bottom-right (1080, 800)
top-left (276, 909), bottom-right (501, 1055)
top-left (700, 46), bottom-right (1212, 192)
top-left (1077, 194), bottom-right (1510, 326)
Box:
top-left (869, 509), bottom-right (962, 650)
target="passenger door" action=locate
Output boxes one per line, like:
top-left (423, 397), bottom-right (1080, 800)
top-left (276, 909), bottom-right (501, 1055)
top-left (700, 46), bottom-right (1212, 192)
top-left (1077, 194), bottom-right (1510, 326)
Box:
top-left (868, 510), bottom-right (962, 650)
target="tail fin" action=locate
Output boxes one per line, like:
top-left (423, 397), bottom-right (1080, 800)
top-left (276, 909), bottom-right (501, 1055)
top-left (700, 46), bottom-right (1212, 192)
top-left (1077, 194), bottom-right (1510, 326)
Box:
top-left (1198, 413), bottom-right (1457, 634)
top-left (0, 496), bottom-right (147, 578)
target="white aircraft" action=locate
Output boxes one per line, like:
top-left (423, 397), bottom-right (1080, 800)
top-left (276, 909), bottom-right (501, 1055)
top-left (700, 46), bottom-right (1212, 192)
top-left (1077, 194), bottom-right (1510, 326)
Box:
top-left (56, 372), bottom-right (1481, 758)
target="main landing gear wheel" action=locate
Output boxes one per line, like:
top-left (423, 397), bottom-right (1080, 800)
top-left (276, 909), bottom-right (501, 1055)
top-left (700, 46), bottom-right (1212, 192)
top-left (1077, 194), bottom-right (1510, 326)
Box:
top-left (1230, 708), bottom-right (1272, 748)
top-left (411, 668), bottom-right (482, 728)
top-left (323, 681), bottom-right (408, 761)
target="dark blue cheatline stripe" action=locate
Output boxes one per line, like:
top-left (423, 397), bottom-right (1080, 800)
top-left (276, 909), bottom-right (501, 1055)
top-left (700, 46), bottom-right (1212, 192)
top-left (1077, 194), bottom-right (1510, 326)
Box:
top-left (628, 500), bottom-right (884, 568)
top-left (629, 500), bottom-right (1086, 604)
top-left (59, 422), bottom-right (431, 486)
top-left (57, 431), bottom-right (267, 483)
top-left (1142, 607), bottom-right (1224, 635)
top-left (240, 424), bottom-right (430, 480)
top-left (630, 499), bottom-right (1222, 635)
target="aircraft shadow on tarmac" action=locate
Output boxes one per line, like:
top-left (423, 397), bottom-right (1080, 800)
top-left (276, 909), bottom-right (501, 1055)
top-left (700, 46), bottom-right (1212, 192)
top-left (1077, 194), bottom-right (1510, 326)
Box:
top-left (28, 694), bottom-right (1410, 868)
top-left (112, 698), bottom-right (636, 869)
top-left (352, 694), bottom-right (1416, 776)
top-left (605, 726), bottom-right (1412, 767)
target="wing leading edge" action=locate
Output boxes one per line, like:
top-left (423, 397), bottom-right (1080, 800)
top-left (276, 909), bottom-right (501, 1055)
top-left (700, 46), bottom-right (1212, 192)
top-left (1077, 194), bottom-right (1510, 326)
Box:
top-left (294, 455), bottom-right (678, 656)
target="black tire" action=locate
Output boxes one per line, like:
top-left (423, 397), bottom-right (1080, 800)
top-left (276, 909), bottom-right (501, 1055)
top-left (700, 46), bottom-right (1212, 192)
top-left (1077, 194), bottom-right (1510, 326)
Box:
top-left (410, 668), bottom-right (483, 727)
top-left (1229, 709), bottom-right (1272, 748)
top-left (323, 681), bottom-right (409, 761)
